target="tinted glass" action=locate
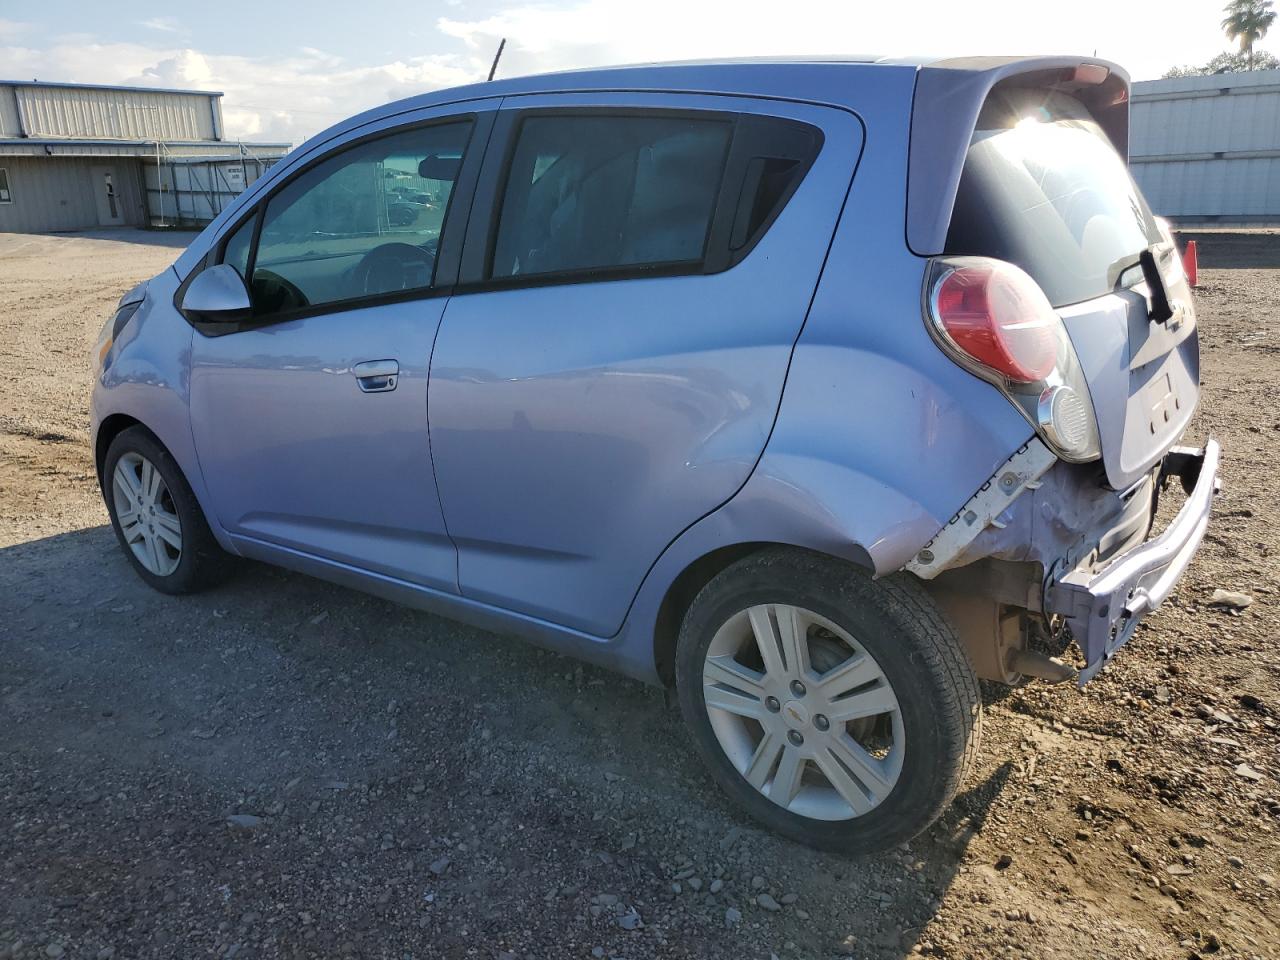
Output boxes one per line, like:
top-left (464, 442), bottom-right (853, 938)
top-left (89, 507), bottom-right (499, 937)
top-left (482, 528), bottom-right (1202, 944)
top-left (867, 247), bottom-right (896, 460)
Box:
top-left (222, 214), bottom-right (254, 281)
top-left (730, 156), bottom-right (805, 251)
top-left (491, 115), bottom-right (731, 279)
top-left (250, 120), bottom-right (472, 316)
top-left (945, 91), bottom-right (1162, 307)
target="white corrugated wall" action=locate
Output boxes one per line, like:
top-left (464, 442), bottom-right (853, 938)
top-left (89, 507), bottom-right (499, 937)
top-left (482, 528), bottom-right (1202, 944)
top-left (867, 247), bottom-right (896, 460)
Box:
top-left (0, 86), bottom-right (21, 138)
top-left (0, 156), bottom-right (145, 232)
top-left (1130, 70), bottom-right (1280, 222)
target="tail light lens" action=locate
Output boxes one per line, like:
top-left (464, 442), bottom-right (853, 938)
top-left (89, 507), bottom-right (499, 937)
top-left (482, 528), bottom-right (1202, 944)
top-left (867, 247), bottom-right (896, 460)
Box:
top-left (926, 256), bottom-right (1101, 461)
top-left (933, 261), bottom-right (1057, 383)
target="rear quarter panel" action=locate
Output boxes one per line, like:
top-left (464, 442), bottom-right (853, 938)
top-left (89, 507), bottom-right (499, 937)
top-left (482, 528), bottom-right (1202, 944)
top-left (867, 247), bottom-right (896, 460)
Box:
top-left (730, 69), bottom-right (1038, 569)
top-left (617, 68), bottom-right (1036, 677)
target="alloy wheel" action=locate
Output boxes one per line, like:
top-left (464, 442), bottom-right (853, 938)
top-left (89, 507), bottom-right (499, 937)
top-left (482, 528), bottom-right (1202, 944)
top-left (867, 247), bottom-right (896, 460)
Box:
top-left (111, 451), bottom-right (182, 577)
top-left (701, 603), bottom-right (904, 820)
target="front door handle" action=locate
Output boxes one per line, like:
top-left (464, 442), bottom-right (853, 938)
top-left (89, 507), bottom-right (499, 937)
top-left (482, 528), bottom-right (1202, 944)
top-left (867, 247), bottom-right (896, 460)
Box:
top-left (353, 359), bottom-right (398, 393)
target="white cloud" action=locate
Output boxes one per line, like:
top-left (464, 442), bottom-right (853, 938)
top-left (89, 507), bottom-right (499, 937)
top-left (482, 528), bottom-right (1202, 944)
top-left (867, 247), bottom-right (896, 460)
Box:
top-left (0, 38), bottom-right (486, 145)
top-left (139, 17), bottom-right (182, 34)
top-left (0, 39), bottom-right (173, 86)
top-left (439, 0), bottom-right (1234, 84)
top-left (0, 0), bottom-right (1249, 147)
top-left (0, 18), bottom-right (32, 41)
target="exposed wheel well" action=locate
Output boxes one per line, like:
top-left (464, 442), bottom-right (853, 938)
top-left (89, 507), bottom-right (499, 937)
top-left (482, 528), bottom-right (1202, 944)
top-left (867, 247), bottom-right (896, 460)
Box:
top-left (652, 541), bottom-right (875, 688)
top-left (653, 543), bottom-right (766, 687)
top-left (94, 414), bottom-right (146, 487)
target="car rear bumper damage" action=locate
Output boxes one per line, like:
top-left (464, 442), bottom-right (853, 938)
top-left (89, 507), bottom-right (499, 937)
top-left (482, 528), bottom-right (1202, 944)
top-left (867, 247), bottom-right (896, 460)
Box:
top-left (1048, 440), bottom-right (1221, 684)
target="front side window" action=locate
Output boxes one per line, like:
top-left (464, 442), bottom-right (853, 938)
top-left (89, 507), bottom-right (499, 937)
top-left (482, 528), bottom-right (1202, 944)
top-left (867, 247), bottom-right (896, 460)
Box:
top-left (244, 119), bottom-right (473, 317)
top-left (0, 168), bottom-right (11, 203)
top-left (491, 115), bottom-right (731, 280)
top-left (222, 214), bottom-right (254, 281)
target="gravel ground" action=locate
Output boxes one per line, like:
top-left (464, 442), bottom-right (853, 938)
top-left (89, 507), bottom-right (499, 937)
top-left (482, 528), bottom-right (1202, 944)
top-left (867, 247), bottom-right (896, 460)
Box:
top-left (1, 229), bottom-right (1277, 960)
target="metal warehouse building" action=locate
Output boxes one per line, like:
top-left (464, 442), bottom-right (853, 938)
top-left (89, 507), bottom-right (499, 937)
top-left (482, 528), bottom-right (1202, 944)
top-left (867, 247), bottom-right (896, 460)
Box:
top-left (1131, 69), bottom-right (1280, 224)
top-left (0, 80), bottom-right (289, 233)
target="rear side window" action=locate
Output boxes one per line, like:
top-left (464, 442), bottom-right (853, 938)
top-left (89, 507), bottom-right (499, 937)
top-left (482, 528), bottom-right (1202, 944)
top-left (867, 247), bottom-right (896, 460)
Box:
top-left (491, 115), bottom-right (732, 279)
top-left (945, 90), bottom-right (1162, 307)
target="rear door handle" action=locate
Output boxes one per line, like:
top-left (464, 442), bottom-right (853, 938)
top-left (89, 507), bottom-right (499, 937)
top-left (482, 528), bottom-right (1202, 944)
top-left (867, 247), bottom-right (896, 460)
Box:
top-left (353, 359), bottom-right (398, 393)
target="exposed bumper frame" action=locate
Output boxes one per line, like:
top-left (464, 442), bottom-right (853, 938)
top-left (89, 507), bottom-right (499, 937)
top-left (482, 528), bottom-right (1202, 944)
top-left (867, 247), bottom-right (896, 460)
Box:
top-left (1049, 439), bottom-right (1221, 684)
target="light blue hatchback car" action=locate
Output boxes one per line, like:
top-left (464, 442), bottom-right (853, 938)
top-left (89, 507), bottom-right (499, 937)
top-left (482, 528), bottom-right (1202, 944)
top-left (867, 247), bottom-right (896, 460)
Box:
top-left (92, 54), bottom-right (1220, 852)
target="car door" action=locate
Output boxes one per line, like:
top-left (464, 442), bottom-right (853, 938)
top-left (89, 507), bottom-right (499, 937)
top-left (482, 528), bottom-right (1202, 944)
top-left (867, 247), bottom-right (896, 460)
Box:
top-left (428, 92), bottom-right (864, 635)
top-left (188, 103), bottom-right (496, 591)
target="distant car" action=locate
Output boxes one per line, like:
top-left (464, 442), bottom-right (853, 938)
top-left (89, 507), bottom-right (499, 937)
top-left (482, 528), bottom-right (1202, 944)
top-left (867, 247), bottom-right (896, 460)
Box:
top-left (386, 200), bottom-right (421, 227)
top-left (91, 55), bottom-right (1217, 853)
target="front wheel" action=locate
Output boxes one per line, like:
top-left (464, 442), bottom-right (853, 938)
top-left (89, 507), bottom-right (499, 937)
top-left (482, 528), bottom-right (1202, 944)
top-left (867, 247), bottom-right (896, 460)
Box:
top-left (675, 548), bottom-right (981, 854)
top-left (103, 426), bottom-right (232, 594)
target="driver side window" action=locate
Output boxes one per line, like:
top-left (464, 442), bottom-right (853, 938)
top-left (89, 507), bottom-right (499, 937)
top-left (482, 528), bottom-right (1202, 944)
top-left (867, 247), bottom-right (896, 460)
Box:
top-left (235, 119), bottom-right (473, 319)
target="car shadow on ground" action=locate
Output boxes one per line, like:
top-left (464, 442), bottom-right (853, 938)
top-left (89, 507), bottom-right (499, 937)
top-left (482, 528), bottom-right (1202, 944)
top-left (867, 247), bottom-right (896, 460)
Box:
top-left (1, 524), bottom-right (1016, 959)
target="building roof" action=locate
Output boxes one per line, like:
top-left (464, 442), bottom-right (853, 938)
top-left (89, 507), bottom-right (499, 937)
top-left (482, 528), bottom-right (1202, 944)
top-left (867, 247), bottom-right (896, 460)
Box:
top-left (0, 80), bottom-right (291, 154)
top-left (0, 79), bottom-right (224, 97)
top-left (0, 138), bottom-right (291, 159)
top-left (0, 137), bottom-right (290, 149)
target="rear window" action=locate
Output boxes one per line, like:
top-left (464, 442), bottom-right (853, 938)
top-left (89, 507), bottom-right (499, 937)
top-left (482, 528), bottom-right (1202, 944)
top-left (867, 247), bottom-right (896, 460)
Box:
top-left (945, 90), bottom-right (1161, 307)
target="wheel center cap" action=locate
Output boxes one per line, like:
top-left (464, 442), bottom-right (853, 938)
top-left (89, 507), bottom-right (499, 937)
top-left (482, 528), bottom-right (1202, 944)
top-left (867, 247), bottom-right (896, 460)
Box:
top-left (781, 699), bottom-right (810, 729)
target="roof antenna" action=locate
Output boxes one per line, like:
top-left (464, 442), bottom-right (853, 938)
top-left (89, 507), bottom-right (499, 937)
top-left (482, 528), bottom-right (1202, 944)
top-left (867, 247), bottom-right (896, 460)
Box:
top-left (487, 38), bottom-right (507, 81)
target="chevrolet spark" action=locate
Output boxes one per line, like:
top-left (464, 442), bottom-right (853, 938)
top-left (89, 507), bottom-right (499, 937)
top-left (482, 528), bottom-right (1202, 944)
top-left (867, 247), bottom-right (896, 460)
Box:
top-left (92, 55), bottom-right (1219, 853)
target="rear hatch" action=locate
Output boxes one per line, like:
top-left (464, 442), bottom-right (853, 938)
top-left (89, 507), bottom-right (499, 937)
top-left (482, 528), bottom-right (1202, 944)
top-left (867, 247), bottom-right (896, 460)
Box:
top-left (944, 84), bottom-right (1199, 490)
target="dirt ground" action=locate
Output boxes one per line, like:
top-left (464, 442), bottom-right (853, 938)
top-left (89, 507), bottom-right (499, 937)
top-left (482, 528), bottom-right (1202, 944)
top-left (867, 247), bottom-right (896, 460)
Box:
top-left (1, 229), bottom-right (1277, 960)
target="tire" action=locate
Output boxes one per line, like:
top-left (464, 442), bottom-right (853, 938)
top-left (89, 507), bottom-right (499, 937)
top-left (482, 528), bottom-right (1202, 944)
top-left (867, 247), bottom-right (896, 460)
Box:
top-left (675, 547), bottom-right (981, 854)
top-left (102, 426), bottom-right (233, 594)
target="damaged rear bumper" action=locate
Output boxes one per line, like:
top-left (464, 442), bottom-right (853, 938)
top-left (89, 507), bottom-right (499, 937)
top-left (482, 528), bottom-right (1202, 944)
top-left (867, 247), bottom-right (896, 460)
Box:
top-left (1048, 439), bottom-right (1221, 684)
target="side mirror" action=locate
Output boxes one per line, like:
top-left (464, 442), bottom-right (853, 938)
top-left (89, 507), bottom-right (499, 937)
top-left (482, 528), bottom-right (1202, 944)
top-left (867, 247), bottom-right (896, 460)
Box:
top-left (181, 263), bottom-right (252, 321)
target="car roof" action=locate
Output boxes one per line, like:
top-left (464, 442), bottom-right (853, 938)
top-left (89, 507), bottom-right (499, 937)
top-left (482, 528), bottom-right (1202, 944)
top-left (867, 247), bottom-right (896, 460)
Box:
top-left (172, 53), bottom-right (1126, 278)
top-left (361, 57), bottom-right (906, 115)
top-left (374, 55), bottom-right (936, 111)
top-left (333, 54), bottom-right (1117, 135)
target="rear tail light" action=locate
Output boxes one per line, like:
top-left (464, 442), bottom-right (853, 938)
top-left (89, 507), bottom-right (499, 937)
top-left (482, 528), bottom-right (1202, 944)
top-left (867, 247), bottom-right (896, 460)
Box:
top-left (932, 261), bottom-right (1057, 383)
top-left (926, 256), bottom-right (1101, 461)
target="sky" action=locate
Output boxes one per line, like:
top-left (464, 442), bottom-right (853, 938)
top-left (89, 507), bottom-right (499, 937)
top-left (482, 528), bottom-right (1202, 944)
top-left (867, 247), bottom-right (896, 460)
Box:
top-left (0, 0), bottom-right (1258, 146)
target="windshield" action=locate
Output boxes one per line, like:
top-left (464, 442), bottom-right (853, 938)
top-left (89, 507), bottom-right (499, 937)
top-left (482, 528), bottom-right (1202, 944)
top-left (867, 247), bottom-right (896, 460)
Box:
top-left (945, 89), bottom-right (1161, 307)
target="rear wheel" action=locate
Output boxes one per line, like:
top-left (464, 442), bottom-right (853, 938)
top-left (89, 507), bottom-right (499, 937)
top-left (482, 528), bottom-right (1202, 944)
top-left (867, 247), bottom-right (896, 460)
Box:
top-left (675, 548), bottom-right (981, 854)
top-left (103, 427), bottom-right (232, 594)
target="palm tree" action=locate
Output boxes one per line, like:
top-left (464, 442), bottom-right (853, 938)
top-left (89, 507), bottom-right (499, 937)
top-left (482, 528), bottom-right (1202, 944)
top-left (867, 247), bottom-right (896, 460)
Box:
top-left (1222, 0), bottom-right (1278, 70)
